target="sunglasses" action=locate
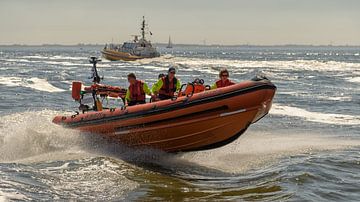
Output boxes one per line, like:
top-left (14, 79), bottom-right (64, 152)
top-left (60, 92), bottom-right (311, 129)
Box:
top-left (221, 74), bottom-right (229, 77)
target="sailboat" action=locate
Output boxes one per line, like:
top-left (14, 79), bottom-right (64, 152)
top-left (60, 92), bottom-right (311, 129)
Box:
top-left (166, 35), bottom-right (173, 48)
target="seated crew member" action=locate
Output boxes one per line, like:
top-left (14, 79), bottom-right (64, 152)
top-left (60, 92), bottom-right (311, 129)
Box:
top-left (158, 73), bottom-right (165, 79)
top-left (211, 68), bottom-right (235, 89)
top-left (152, 67), bottom-right (181, 100)
top-left (125, 73), bottom-right (152, 106)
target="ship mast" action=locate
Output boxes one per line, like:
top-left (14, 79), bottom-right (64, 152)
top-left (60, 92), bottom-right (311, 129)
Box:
top-left (141, 16), bottom-right (145, 40)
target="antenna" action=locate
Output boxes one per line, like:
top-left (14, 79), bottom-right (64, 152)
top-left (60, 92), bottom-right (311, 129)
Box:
top-left (89, 57), bottom-right (102, 83)
top-left (141, 16), bottom-right (146, 40)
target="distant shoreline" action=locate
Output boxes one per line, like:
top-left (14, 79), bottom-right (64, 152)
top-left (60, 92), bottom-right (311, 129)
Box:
top-left (0, 43), bottom-right (359, 48)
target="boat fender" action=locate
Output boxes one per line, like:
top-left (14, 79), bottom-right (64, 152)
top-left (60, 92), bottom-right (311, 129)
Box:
top-left (152, 104), bottom-right (157, 110)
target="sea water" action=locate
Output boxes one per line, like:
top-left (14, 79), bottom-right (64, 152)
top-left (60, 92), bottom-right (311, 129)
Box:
top-left (0, 45), bottom-right (359, 201)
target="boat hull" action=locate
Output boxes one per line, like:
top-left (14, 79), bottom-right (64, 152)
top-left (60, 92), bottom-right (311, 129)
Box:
top-left (53, 80), bottom-right (276, 152)
top-left (101, 49), bottom-right (159, 61)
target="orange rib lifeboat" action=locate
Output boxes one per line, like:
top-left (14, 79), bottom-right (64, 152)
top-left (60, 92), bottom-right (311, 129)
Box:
top-left (53, 77), bottom-right (276, 152)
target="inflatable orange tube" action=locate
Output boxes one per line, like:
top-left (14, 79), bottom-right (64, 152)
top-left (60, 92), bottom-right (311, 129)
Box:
top-left (53, 78), bottom-right (276, 152)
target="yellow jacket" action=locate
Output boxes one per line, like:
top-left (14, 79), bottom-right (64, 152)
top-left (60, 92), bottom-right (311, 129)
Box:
top-left (152, 77), bottom-right (181, 94)
top-left (125, 82), bottom-right (152, 102)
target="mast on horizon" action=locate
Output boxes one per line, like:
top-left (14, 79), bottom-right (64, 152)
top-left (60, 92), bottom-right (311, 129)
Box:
top-left (166, 35), bottom-right (173, 48)
top-left (141, 16), bottom-right (146, 40)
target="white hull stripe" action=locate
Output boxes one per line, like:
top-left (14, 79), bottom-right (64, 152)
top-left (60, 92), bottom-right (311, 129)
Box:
top-left (114, 130), bottom-right (130, 135)
top-left (220, 109), bottom-right (246, 117)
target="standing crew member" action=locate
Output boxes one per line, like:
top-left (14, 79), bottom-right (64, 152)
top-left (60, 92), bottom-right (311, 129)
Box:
top-left (125, 73), bottom-right (152, 106)
top-left (211, 68), bottom-right (235, 89)
top-left (152, 67), bottom-right (181, 100)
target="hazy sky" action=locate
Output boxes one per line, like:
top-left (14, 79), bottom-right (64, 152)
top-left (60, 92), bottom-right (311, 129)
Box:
top-left (0, 0), bottom-right (359, 45)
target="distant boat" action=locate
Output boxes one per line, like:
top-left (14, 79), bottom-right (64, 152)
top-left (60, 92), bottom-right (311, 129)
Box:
top-left (166, 36), bottom-right (173, 48)
top-left (101, 16), bottom-right (160, 61)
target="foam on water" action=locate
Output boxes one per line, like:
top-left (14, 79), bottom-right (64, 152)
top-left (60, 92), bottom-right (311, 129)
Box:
top-left (49, 55), bottom-right (88, 60)
top-left (42, 60), bottom-right (85, 66)
top-left (347, 77), bottom-right (360, 83)
top-left (179, 131), bottom-right (360, 174)
top-left (0, 110), bottom-right (84, 162)
top-left (134, 56), bottom-right (360, 74)
top-left (32, 158), bottom-right (138, 200)
top-left (3, 58), bottom-right (94, 68)
top-left (0, 76), bottom-right (65, 92)
top-left (0, 110), bottom-right (139, 200)
top-left (0, 190), bottom-right (30, 201)
top-left (277, 91), bottom-right (353, 102)
top-left (271, 104), bottom-right (360, 125)
top-left (21, 55), bottom-right (87, 61)
top-left (21, 55), bottom-right (50, 59)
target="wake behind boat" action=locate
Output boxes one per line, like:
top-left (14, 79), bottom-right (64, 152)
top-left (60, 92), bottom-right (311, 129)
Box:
top-left (52, 58), bottom-right (276, 152)
top-left (101, 16), bottom-right (160, 61)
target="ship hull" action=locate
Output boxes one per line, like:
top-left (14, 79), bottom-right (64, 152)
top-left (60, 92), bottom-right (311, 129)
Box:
top-left (101, 49), bottom-right (159, 61)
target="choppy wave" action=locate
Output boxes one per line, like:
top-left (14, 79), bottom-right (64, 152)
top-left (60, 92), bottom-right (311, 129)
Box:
top-left (347, 77), bottom-right (360, 83)
top-left (271, 104), bottom-right (360, 125)
top-left (0, 190), bottom-right (29, 201)
top-left (0, 76), bottom-right (65, 92)
top-left (135, 56), bottom-right (360, 74)
top-left (278, 91), bottom-right (353, 102)
top-left (2, 58), bottom-right (94, 68)
top-left (21, 55), bottom-right (87, 61)
top-left (179, 131), bottom-right (360, 173)
top-left (0, 110), bottom-right (83, 162)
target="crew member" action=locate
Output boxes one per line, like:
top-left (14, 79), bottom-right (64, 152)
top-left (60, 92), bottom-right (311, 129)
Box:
top-left (152, 67), bottom-right (181, 100)
top-left (125, 73), bottom-right (152, 106)
top-left (158, 73), bottom-right (165, 79)
top-left (211, 68), bottom-right (235, 89)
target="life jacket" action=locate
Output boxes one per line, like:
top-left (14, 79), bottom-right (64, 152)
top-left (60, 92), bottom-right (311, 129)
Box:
top-left (215, 79), bottom-right (235, 88)
top-left (159, 76), bottom-right (178, 97)
top-left (129, 80), bottom-right (145, 102)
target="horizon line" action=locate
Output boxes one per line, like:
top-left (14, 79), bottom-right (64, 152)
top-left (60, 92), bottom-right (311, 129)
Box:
top-left (1, 43), bottom-right (360, 47)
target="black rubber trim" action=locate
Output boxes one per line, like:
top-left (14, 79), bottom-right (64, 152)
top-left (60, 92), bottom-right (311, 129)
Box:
top-left (65, 82), bottom-right (276, 128)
